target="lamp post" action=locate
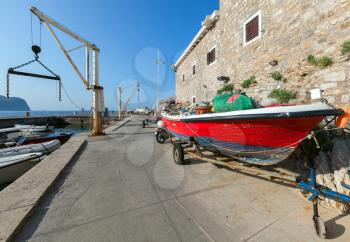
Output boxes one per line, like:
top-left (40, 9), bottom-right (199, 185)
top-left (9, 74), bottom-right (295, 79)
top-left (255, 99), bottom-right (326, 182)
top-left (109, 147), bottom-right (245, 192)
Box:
top-left (155, 49), bottom-right (165, 113)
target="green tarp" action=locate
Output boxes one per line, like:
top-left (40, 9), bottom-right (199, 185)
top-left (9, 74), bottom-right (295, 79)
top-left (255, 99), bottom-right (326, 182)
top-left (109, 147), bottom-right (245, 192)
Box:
top-left (213, 93), bottom-right (254, 113)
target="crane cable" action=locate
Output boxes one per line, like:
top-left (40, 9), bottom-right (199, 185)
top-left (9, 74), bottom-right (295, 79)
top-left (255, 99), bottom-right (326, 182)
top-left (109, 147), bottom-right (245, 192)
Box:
top-left (31, 12), bottom-right (42, 48)
top-left (60, 82), bottom-right (83, 110)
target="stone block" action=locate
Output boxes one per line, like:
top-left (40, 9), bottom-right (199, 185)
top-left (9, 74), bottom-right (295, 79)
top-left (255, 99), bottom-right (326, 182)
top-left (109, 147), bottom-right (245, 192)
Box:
top-left (320, 82), bottom-right (337, 90)
top-left (323, 70), bottom-right (346, 82)
top-left (323, 96), bottom-right (336, 103)
top-left (341, 94), bottom-right (350, 104)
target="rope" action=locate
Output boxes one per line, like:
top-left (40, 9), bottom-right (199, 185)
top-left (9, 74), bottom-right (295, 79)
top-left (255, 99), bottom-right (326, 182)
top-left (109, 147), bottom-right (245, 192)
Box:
top-left (39, 21), bottom-right (42, 48)
top-left (30, 13), bottom-right (33, 46)
top-left (61, 82), bottom-right (82, 110)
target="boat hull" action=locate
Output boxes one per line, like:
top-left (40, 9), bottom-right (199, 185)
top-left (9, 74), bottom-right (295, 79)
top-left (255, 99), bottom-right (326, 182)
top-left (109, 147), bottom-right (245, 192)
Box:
top-left (0, 153), bottom-right (43, 185)
top-left (161, 103), bottom-right (343, 165)
top-left (0, 140), bottom-right (61, 158)
top-left (13, 133), bottom-right (72, 145)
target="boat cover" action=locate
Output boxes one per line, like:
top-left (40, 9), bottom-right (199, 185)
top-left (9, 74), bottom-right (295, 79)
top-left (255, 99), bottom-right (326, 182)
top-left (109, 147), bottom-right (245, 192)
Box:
top-left (213, 93), bottom-right (254, 113)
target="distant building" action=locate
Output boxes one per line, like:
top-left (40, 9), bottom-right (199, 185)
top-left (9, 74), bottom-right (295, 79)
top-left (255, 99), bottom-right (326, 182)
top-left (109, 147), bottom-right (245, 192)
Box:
top-left (173, 0), bottom-right (350, 105)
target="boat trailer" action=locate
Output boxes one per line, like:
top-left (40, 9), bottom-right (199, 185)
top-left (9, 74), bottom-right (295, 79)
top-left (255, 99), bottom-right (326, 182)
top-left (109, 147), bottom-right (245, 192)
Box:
top-left (160, 132), bottom-right (350, 239)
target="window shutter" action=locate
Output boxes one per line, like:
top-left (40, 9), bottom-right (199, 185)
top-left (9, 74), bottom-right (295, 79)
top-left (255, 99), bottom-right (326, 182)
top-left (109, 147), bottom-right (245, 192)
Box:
top-left (207, 48), bottom-right (216, 65)
top-left (246, 15), bottom-right (259, 42)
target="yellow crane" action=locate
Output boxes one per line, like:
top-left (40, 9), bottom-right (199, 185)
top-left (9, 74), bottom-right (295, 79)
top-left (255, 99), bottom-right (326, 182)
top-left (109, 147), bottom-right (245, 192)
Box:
top-left (30, 6), bottom-right (104, 136)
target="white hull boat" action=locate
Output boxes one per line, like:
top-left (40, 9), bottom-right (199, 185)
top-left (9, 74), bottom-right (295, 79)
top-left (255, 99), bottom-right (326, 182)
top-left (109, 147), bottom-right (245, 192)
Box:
top-left (0, 127), bottom-right (22, 133)
top-left (14, 124), bottom-right (51, 132)
top-left (0, 153), bottom-right (44, 184)
top-left (0, 140), bottom-right (61, 158)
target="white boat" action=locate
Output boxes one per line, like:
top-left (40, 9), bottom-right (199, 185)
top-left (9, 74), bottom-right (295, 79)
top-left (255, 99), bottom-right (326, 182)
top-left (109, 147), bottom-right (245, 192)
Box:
top-left (0, 140), bottom-right (61, 158)
top-left (14, 124), bottom-right (51, 132)
top-left (0, 153), bottom-right (44, 184)
top-left (0, 127), bottom-right (22, 133)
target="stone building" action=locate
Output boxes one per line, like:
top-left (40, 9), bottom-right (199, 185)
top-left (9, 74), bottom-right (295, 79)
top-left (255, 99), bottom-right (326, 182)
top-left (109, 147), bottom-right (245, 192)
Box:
top-left (173, 0), bottom-right (350, 105)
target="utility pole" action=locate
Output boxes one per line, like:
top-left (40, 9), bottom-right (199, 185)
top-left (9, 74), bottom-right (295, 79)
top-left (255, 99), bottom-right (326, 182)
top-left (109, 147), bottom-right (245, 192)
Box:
top-left (155, 49), bottom-right (165, 113)
top-left (137, 81), bottom-right (140, 102)
top-left (118, 87), bottom-right (122, 121)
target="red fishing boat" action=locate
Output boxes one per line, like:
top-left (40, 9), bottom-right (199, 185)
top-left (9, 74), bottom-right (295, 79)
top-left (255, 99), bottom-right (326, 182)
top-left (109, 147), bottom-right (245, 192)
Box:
top-left (160, 102), bottom-right (344, 165)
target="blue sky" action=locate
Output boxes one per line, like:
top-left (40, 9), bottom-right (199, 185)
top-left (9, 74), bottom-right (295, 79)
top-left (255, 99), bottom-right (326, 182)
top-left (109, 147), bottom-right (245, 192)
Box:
top-left (0, 0), bottom-right (219, 110)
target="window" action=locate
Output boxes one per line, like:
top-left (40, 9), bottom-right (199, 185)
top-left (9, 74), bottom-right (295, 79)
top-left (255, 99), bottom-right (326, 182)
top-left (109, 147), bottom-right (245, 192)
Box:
top-left (207, 47), bottom-right (216, 65)
top-left (182, 74), bottom-right (185, 82)
top-left (192, 64), bottom-right (196, 76)
top-left (243, 10), bottom-right (261, 46)
top-left (192, 96), bottom-right (196, 104)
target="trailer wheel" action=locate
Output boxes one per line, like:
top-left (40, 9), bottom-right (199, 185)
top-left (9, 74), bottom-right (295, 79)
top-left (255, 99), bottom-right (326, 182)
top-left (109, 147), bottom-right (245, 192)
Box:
top-left (156, 131), bottom-right (167, 144)
top-left (173, 144), bottom-right (184, 165)
top-left (314, 216), bottom-right (327, 239)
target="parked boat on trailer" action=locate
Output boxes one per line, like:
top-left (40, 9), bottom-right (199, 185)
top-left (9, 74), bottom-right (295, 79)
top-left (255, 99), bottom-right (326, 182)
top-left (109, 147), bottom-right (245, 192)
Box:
top-left (160, 102), bottom-right (344, 165)
top-left (0, 153), bottom-right (44, 185)
top-left (160, 100), bottom-right (350, 237)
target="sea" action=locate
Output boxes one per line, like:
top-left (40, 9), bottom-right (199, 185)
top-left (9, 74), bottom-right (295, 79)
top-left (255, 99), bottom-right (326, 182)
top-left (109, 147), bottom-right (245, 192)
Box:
top-left (0, 110), bottom-right (90, 118)
top-left (0, 111), bottom-right (91, 190)
top-left (0, 110), bottom-right (93, 135)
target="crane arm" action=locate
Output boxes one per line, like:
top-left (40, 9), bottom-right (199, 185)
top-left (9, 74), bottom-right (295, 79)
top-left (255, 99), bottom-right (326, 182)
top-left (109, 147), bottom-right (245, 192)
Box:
top-left (30, 6), bottom-right (99, 89)
top-left (30, 7), bottom-right (98, 51)
top-left (43, 22), bottom-right (88, 88)
top-left (122, 84), bottom-right (138, 112)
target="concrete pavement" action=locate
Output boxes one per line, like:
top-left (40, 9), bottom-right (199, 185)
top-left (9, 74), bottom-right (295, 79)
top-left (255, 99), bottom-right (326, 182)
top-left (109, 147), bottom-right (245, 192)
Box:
top-left (14, 116), bottom-right (350, 241)
top-left (0, 135), bottom-right (86, 242)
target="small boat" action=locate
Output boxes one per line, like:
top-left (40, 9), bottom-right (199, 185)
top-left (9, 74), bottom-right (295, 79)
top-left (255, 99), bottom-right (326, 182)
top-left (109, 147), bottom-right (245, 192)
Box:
top-left (0, 153), bottom-right (44, 184)
top-left (160, 102), bottom-right (344, 165)
top-left (0, 140), bottom-right (61, 158)
top-left (14, 124), bottom-right (52, 132)
top-left (0, 127), bottom-right (23, 134)
top-left (12, 132), bottom-right (73, 145)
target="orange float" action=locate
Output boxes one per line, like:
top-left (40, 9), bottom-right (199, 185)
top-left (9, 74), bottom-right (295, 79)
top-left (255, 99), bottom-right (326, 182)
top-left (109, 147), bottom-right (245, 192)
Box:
top-left (336, 106), bottom-right (350, 128)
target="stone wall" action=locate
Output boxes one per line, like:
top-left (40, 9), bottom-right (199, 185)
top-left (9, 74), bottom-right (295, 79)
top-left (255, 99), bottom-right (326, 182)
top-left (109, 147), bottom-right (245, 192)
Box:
top-left (175, 0), bottom-right (350, 105)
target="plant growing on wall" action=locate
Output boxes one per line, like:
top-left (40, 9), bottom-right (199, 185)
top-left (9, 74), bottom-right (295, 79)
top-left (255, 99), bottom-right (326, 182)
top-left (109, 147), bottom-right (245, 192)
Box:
top-left (307, 54), bottom-right (318, 65)
top-left (216, 80), bottom-right (234, 95)
top-left (271, 71), bottom-right (282, 81)
top-left (268, 89), bottom-right (297, 104)
top-left (271, 71), bottom-right (287, 83)
top-left (306, 54), bottom-right (333, 68)
top-left (241, 76), bottom-right (257, 88)
top-left (318, 56), bottom-right (333, 68)
top-left (341, 40), bottom-right (350, 55)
